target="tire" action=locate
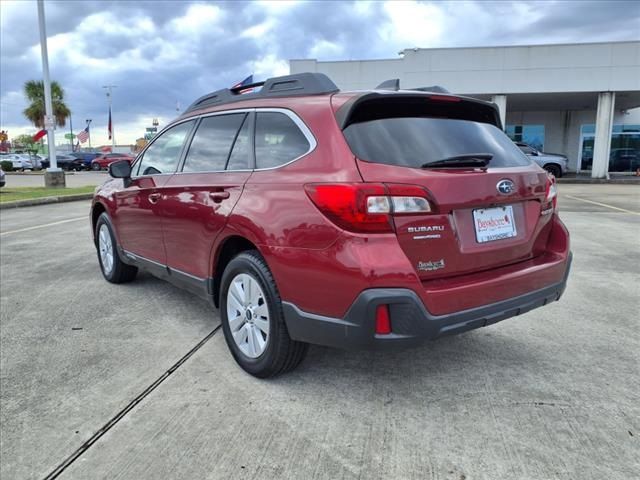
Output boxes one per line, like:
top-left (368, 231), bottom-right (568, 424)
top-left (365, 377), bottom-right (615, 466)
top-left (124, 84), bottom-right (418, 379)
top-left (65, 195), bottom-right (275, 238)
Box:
top-left (544, 164), bottom-right (562, 178)
top-left (95, 213), bottom-right (138, 283)
top-left (92, 162), bottom-right (101, 171)
top-left (220, 250), bottom-right (308, 378)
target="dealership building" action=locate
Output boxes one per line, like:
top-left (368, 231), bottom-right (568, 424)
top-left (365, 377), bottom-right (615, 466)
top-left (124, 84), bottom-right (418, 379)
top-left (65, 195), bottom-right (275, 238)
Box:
top-left (290, 41), bottom-right (640, 178)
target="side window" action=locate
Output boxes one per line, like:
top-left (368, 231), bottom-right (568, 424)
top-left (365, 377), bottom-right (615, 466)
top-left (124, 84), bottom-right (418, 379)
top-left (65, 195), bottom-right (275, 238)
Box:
top-left (135, 121), bottom-right (194, 176)
top-left (255, 112), bottom-right (310, 169)
top-left (516, 144), bottom-right (533, 155)
top-left (226, 115), bottom-right (251, 170)
top-left (183, 114), bottom-right (245, 172)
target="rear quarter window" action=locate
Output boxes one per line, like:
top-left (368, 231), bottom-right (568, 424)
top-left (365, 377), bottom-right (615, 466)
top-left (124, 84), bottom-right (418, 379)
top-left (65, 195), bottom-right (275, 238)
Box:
top-left (255, 112), bottom-right (311, 169)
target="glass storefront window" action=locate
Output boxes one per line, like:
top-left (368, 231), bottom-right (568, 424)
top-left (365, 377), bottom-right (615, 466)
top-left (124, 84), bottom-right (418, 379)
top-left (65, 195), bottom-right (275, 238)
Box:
top-left (579, 124), bottom-right (640, 172)
top-left (505, 125), bottom-right (545, 151)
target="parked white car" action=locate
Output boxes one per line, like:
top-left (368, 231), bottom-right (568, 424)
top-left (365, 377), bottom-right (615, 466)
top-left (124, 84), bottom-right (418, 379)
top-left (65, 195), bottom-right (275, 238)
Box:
top-left (2, 153), bottom-right (34, 171)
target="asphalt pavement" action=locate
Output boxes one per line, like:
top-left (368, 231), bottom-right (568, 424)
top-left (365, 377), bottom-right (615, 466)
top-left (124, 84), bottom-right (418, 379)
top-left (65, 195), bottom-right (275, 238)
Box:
top-left (0, 185), bottom-right (638, 480)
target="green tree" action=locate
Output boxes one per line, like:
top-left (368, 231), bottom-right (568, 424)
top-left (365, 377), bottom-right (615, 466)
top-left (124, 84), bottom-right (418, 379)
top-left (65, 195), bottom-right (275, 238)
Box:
top-left (13, 133), bottom-right (38, 153)
top-left (22, 80), bottom-right (71, 128)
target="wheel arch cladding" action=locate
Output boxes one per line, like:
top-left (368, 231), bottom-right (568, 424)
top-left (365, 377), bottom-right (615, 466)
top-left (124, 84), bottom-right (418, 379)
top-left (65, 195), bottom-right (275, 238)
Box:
top-left (212, 235), bottom-right (260, 308)
top-left (91, 202), bottom-right (106, 243)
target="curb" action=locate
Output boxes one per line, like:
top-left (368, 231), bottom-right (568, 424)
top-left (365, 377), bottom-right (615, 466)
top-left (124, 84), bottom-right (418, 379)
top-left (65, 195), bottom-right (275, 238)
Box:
top-left (0, 193), bottom-right (93, 210)
top-left (4, 171), bottom-right (76, 176)
top-left (557, 178), bottom-right (640, 185)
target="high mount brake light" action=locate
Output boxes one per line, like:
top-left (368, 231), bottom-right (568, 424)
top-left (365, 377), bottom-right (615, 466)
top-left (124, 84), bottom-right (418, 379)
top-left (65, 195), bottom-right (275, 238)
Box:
top-left (304, 183), bottom-right (432, 233)
top-left (428, 95), bottom-right (461, 102)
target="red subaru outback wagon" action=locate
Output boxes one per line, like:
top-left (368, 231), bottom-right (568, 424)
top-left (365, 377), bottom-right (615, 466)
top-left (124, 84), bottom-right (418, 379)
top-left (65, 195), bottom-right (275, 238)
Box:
top-left (91, 73), bottom-right (571, 377)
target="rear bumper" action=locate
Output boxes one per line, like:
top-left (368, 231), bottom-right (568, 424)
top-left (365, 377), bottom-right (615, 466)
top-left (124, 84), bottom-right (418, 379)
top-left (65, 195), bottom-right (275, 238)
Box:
top-left (283, 252), bottom-right (572, 350)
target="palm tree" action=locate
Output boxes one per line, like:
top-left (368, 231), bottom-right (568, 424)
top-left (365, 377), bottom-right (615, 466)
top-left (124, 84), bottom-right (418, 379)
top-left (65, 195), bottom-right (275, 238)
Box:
top-left (23, 80), bottom-right (71, 128)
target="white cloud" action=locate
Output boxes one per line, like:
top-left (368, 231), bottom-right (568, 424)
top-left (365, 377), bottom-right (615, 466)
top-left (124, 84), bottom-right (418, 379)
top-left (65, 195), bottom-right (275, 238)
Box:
top-left (251, 54), bottom-right (289, 79)
top-left (380, 1), bottom-right (445, 49)
top-left (170, 3), bottom-right (224, 33)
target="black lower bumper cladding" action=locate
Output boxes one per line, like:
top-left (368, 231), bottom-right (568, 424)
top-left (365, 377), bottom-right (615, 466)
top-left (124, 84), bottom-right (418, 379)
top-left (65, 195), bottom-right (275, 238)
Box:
top-left (283, 253), bottom-right (572, 350)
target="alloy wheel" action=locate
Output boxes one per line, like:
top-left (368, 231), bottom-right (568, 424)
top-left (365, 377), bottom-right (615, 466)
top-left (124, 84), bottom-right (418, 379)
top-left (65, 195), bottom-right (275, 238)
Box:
top-left (226, 273), bottom-right (270, 358)
top-left (98, 224), bottom-right (114, 275)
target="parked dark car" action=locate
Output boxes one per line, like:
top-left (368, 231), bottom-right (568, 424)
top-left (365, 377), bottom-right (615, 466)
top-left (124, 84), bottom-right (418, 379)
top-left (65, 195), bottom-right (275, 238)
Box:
top-left (581, 148), bottom-right (640, 172)
top-left (41, 154), bottom-right (85, 171)
top-left (609, 148), bottom-right (640, 172)
top-left (70, 152), bottom-right (100, 169)
top-left (91, 73), bottom-right (572, 377)
top-left (91, 153), bottom-right (134, 171)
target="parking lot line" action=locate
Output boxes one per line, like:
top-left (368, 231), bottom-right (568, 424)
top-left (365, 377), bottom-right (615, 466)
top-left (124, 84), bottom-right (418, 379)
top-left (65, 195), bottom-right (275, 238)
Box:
top-left (43, 326), bottom-right (221, 480)
top-left (563, 195), bottom-right (639, 215)
top-left (0, 217), bottom-right (87, 236)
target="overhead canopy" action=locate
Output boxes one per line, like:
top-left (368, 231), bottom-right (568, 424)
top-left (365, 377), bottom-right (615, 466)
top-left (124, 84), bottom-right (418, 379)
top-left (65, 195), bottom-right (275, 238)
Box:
top-left (469, 91), bottom-right (640, 112)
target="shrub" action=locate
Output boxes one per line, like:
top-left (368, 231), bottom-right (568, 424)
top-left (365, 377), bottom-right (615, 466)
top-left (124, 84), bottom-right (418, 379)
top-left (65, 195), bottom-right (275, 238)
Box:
top-left (0, 160), bottom-right (13, 172)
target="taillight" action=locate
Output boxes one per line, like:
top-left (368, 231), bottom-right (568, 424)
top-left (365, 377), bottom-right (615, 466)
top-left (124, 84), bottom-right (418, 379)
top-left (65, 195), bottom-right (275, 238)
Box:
top-left (542, 174), bottom-right (557, 215)
top-left (304, 183), bottom-right (432, 233)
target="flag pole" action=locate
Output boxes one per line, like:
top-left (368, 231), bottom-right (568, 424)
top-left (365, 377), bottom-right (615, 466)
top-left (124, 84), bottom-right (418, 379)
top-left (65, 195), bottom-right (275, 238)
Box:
top-left (86, 119), bottom-right (92, 148)
top-left (103, 85), bottom-right (117, 150)
top-left (69, 116), bottom-right (73, 151)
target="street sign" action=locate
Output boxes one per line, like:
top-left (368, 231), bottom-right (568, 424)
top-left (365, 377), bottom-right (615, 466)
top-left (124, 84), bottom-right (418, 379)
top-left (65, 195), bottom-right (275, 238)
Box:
top-left (64, 133), bottom-right (76, 140)
top-left (146, 127), bottom-right (157, 132)
top-left (44, 115), bottom-right (55, 129)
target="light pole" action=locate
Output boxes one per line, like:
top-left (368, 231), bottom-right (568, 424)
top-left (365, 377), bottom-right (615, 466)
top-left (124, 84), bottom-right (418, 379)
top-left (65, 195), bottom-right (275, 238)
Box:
top-left (37, 0), bottom-right (64, 187)
top-left (103, 85), bottom-right (117, 150)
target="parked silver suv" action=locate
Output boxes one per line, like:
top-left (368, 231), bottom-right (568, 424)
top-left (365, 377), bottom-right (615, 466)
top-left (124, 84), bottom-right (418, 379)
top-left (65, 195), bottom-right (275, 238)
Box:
top-left (516, 142), bottom-right (567, 178)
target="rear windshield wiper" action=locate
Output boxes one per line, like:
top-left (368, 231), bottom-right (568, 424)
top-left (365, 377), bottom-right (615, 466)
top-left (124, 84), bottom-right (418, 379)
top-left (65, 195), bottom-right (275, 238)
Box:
top-left (421, 153), bottom-right (493, 169)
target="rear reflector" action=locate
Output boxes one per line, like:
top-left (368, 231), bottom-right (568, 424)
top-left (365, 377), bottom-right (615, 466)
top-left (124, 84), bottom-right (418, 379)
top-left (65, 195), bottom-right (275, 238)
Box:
top-left (375, 304), bottom-right (392, 335)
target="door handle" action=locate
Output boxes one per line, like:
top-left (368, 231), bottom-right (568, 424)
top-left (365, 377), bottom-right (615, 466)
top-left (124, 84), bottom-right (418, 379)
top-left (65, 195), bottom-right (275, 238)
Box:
top-left (148, 193), bottom-right (162, 204)
top-left (209, 191), bottom-right (230, 203)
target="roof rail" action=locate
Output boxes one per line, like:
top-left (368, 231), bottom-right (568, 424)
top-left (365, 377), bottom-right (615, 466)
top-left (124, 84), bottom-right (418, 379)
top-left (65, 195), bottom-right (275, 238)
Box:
top-left (374, 78), bottom-right (450, 94)
top-left (184, 72), bottom-right (339, 113)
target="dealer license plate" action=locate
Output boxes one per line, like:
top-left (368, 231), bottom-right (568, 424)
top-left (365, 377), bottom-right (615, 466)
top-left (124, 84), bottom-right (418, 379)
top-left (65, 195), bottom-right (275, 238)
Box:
top-left (473, 205), bottom-right (517, 243)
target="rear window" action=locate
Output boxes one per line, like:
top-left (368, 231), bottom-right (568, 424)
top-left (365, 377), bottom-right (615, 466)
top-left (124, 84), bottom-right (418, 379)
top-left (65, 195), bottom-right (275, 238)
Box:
top-left (343, 107), bottom-right (531, 169)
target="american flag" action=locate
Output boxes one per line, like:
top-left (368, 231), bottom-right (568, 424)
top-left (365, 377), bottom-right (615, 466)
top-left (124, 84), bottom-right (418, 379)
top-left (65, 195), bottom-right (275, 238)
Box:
top-left (232, 75), bottom-right (254, 94)
top-left (77, 126), bottom-right (89, 143)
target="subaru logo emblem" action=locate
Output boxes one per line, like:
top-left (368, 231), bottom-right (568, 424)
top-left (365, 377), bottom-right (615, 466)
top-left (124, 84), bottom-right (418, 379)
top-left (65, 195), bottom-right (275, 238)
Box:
top-left (497, 179), bottom-right (515, 195)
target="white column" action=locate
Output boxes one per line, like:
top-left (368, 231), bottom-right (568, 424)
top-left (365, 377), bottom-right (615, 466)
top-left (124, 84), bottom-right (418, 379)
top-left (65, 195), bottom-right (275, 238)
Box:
top-left (592, 92), bottom-right (615, 179)
top-left (491, 95), bottom-right (507, 130)
top-left (37, 0), bottom-right (58, 171)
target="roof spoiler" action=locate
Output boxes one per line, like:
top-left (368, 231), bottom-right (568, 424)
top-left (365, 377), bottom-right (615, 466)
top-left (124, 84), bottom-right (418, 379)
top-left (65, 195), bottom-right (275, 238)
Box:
top-left (184, 72), bottom-right (339, 114)
top-left (374, 78), bottom-right (450, 94)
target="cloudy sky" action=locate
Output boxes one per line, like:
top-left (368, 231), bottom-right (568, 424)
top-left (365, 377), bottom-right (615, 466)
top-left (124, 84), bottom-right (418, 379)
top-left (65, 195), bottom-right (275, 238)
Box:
top-left (1, 0), bottom-right (639, 146)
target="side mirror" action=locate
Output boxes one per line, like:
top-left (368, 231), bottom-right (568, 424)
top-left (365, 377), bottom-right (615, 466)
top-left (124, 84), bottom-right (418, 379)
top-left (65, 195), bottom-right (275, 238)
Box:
top-left (109, 160), bottom-right (132, 186)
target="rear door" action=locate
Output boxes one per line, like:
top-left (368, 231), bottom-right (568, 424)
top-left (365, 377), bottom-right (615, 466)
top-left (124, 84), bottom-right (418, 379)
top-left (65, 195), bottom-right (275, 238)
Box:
top-left (114, 120), bottom-right (195, 265)
top-left (340, 95), bottom-right (552, 280)
top-left (160, 112), bottom-right (253, 280)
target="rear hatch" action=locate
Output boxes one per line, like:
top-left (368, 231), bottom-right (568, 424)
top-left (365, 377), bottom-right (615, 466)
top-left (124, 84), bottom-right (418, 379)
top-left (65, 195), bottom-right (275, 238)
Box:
top-left (338, 93), bottom-right (554, 280)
